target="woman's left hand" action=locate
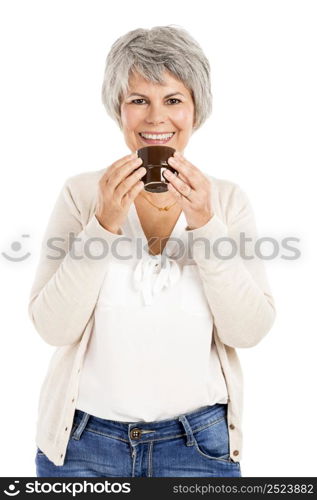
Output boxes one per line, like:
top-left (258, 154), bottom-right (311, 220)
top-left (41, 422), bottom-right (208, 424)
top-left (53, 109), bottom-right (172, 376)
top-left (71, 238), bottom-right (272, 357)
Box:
top-left (164, 151), bottom-right (214, 230)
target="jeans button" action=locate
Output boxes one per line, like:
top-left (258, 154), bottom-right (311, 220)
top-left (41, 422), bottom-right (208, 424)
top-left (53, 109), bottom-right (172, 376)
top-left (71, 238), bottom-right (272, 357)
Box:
top-left (130, 428), bottom-right (142, 440)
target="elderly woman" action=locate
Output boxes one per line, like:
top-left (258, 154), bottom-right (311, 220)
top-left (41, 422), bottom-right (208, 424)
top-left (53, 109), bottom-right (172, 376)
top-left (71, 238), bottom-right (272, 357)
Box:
top-left (29, 26), bottom-right (276, 478)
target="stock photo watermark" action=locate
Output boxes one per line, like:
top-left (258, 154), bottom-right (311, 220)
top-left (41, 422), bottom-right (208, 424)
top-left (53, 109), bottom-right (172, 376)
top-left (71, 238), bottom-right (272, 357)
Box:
top-left (1, 231), bottom-right (301, 263)
top-left (1, 235), bottom-right (31, 262)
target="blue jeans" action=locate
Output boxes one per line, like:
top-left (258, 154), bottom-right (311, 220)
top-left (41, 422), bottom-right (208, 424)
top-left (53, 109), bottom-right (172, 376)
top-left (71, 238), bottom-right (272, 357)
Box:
top-left (35, 403), bottom-right (241, 477)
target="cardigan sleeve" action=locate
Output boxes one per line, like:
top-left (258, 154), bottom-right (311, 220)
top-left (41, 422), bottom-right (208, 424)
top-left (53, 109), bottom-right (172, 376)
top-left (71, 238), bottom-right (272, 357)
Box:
top-left (187, 183), bottom-right (276, 348)
top-left (28, 177), bottom-right (125, 347)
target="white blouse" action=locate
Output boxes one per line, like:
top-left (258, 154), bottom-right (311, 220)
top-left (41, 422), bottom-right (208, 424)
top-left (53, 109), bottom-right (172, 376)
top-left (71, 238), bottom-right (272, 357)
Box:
top-left (76, 202), bottom-right (228, 422)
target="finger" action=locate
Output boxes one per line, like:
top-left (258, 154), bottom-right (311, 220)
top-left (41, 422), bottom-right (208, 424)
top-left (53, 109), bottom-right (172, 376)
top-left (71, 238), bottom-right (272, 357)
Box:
top-left (163, 169), bottom-right (194, 199)
top-left (167, 156), bottom-right (197, 188)
top-left (116, 166), bottom-right (146, 199)
top-left (100, 153), bottom-right (139, 183)
top-left (107, 157), bottom-right (143, 190)
top-left (111, 152), bottom-right (138, 170)
top-left (167, 181), bottom-right (182, 199)
top-left (174, 154), bottom-right (207, 186)
top-left (122, 178), bottom-right (145, 205)
top-left (174, 151), bottom-right (199, 169)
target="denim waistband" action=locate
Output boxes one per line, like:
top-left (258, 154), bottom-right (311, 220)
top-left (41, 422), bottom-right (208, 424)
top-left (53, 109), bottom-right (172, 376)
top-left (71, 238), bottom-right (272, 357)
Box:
top-left (73, 403), bottom-right (228, 443)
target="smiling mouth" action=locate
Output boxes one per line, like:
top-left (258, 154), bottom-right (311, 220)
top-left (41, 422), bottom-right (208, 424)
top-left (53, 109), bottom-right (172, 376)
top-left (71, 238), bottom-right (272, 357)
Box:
top-left (138, 132), bottom-right (175, 144)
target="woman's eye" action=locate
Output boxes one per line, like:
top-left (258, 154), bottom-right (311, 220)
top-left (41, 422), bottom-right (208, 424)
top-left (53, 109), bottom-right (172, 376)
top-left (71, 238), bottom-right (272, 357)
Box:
top-left (130, 98), bottom-right (181, 105)
top-left (131, 99), bottom-right (147, 104)
top-left (167, 98), bottom-right (181, 104)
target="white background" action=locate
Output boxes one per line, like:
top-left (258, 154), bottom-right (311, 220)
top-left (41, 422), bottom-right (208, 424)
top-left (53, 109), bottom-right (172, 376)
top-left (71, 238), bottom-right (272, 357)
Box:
top-left (0, 0), bottom-right (316, 477)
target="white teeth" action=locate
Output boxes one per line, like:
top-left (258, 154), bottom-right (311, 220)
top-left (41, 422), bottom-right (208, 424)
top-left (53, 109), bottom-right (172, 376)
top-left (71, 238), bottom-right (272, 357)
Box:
top-left (140, 132), bottom-right (174, 140)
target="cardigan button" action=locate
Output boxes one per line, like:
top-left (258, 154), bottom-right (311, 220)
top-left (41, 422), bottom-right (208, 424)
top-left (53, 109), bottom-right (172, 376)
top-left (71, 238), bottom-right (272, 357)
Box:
top-left (65, 427), bottom-right (68, 431)
top-left (233, 450), bottom-right (239, 456)
top-left (229, 424), bottom-right (235, 430)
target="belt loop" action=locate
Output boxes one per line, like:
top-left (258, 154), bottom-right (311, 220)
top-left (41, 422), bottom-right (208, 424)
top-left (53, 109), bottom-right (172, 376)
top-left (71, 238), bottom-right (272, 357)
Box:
top-left (72, 412), bottom-right (90, 441)
top-left (178, 414), bottom-right (195, 447)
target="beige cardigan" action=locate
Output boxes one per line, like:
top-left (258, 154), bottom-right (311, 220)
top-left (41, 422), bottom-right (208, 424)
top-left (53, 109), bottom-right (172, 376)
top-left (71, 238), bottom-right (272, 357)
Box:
top-left (28, 167), bottom-right (276, 466)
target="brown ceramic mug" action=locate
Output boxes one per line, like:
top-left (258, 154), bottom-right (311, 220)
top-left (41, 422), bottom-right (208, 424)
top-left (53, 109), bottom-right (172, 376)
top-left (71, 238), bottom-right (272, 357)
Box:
top-left (136, 146), bottom-right (178, 193)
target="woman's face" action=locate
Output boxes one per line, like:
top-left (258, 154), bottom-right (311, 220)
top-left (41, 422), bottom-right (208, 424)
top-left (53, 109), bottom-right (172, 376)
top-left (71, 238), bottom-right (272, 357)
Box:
top-left (120, 70), bottom-right (195, 154)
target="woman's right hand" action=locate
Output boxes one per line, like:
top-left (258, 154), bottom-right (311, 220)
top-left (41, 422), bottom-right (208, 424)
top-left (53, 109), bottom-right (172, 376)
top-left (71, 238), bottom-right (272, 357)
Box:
top-left (95, 152), bottom-right (146, 234)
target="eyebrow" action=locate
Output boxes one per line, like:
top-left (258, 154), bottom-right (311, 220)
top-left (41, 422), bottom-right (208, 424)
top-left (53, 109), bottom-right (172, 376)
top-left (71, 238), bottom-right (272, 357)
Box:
top-left (127, 92), bottom-right (185, 99)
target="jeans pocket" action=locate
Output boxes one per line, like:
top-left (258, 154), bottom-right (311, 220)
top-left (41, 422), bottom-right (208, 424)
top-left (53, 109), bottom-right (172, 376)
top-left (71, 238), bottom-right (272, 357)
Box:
top-left (192, 415), bottom-right (232, 462)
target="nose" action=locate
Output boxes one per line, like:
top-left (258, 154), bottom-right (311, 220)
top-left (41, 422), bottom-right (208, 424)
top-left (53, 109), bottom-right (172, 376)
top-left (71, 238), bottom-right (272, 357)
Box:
top-left (144, 103), bottom-right (166, 126)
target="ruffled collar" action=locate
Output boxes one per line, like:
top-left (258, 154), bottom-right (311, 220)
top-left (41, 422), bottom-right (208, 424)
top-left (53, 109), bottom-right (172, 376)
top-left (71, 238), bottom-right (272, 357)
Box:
top-left (129, 202), bottom-right (187, 305)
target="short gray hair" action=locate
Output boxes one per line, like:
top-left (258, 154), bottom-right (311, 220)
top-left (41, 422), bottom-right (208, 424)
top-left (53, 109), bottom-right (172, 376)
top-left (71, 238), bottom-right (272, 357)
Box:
top-left (101, 25), bottom-right (212, 131)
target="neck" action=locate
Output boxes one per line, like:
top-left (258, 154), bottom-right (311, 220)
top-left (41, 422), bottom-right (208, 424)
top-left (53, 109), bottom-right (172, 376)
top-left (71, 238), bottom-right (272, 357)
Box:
top-left (138, 190), bottom-right (176, 205)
